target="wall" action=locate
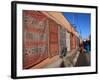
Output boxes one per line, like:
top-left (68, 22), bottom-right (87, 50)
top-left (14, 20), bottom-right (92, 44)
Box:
top-left (23, 10), bottom-right (48, 69)
top-left (0, 0), bottom-right (99, 80)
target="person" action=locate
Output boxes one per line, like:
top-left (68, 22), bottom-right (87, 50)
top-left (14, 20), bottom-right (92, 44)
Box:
top-left (84, 40), bottom-right (90, 54)
top-left (79, 43), bottom-right (85, 53)
top-left (60, 47), bottom-right (67, 67)
top-left (60, 47), bottom-right (67, 58)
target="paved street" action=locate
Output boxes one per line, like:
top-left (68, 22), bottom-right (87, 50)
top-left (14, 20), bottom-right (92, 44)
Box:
top-left (75, 52), bottom-right (90, 67)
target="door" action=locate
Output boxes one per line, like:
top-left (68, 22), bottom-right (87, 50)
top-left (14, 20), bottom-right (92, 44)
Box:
top-left (66, 31), bottom-right (70, 51)
top-left (60, 27), bottom-right (66, 52)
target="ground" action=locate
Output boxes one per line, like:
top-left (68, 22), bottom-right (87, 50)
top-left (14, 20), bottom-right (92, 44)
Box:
top-left (31, 49), bottom-right (90, 69)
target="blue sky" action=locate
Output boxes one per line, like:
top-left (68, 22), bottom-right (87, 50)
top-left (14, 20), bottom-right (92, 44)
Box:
top-left (63, 12), bottom-right (91, 40)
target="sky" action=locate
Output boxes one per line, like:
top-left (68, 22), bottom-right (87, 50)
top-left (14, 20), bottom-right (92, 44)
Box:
top-left (63, 12), bottom-right (91, 40)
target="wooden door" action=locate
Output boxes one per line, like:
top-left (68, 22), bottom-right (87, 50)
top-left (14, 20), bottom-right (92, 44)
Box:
top-left (70, 33), bottom-right (73, 50)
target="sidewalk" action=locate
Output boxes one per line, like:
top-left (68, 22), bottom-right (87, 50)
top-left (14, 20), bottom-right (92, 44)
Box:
top-left (31, 49), bottom-right (80, 69)
top-left (45, 49), bottom-right (80, 68)
top-left (31, 55), bottom-right (61, 69)
top-left (62, 49), bottom-right (80, 67)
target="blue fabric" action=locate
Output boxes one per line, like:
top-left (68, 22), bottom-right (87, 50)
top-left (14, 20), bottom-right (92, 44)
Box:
top-left (85, 44), bottom-right (90, 53)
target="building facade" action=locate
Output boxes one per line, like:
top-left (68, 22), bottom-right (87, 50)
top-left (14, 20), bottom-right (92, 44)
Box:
top-left (23, 10), bottom-right (81, 69)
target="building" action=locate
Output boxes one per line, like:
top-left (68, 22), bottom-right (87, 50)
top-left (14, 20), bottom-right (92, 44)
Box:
top-left (23, 10), bottom-right (81, 69)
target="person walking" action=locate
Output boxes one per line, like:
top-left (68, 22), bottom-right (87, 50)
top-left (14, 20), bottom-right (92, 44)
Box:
top-left (60, 47), bottom-right (67, 67)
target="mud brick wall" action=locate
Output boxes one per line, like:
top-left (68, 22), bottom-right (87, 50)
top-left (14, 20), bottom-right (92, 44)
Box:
top-left (23, 10), bottom-right (48, 69)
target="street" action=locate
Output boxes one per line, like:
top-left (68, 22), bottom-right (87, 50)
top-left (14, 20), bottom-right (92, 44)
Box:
top-left (75, 52), bottom-right (90, 67)
top-left (31, 49), bottom-right (90, 68)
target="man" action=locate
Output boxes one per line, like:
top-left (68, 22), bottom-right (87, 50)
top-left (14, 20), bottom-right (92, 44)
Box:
top-left (60, 47), bottom-right (67, 58)
top-left (60, 47), bottom-right (67, 67)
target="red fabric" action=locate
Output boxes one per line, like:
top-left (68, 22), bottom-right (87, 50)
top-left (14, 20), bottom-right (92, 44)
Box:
top-left (23, 10), bottom-right (47, 21)
top-left (49, 19), bottom-right (59, 57)
top-left (23, 10), bottom-right (48, 69)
